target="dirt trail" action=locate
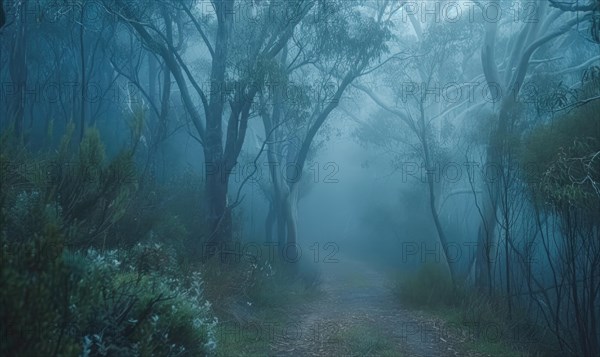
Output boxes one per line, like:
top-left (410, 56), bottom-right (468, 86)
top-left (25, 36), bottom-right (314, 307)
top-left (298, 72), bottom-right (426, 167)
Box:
top-left (269, 257), bottom-right (482, 357)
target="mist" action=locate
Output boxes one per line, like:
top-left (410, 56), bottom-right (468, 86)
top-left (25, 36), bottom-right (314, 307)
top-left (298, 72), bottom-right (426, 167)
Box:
top-left (1, 1), bottom-right (599, 356)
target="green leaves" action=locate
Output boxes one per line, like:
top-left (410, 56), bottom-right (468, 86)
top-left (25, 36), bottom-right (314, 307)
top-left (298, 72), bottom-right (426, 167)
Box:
top-left (521, 79), bottom-right (600, 210)
top-left (307, 1), bottom-right (391, 69)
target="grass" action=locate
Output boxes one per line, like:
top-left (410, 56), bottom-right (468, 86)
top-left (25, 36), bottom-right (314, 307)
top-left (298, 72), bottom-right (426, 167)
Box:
top-left (215, 308), bottom-right (290, 357)
top-left (331, 325), bottom-right (404, 357)
top-left (392, 262), bottom-right (461, 309)
top-left (200, 255), bottom-right (323, 356)
top-left (431, 307), bottom-right (531, 357)
top-left (392, 263), bottom-right (549, 357)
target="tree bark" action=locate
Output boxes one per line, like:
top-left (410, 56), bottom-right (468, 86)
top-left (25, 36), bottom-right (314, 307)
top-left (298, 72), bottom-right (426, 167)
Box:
top-left (8, 1), bottom-right (28, 142)
top-left (205, 158), bottom-right (232, 243)
top-left (79, 8), bottom-right (86, 143)
top-left (0, 0), bottom-right (5, 29)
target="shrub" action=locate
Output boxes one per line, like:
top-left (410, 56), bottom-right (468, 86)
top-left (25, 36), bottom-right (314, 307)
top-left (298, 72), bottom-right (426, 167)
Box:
top-left (1, 131), bottom-right (217, 356)
top-left (74, 248), bottom-right (218, 356)
top-left (109, 169), bottom-right (204, 254)
top-left (1, 237), bottom-right (218, 356)
top-left (394, 263), bottom-right (461, 309)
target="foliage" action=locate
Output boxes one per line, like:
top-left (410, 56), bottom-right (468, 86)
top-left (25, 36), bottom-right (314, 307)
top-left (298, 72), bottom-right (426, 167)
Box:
top-left (394, 264), bottom-right (549, 356)
top-left (0, 133), bottom-right (217, 356)
top-left (306, 1), bottom-right (391, 67)
top-left (1, 238), bottom-right (217, 356)
top-left (199, 253), bottom-right (321, 356)
top-left (201, 251), bottom-right (320, 314)
top-left (521, 76), bottom-right (600, 212)
top-left (394, 263), bottom-right (461, 309)
top-left (0, 127), bottom-right (137, 248)
top-left (518, 75), bottom-right (600, 356)
top-left (110, 169), bottom-right (205, 253)
top-left (76, 247), bottom-right (217, 356)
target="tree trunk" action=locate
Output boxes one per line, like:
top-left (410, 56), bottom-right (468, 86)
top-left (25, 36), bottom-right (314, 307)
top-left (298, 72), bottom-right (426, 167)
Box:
top-left (285, 186), bottom-right (299, 247)
top-left (420, 108), bottom-right (457, 285)
top-left (276, 199), bottom-right (287, 248)
top-left (203, 1), bottom-right (232, 244)
top-left (265, 201), bottom-right (276, 243)
top-left (79, 8), bottom-right (86, 143)
top-left (474, 165), bottom-right (498, 294)
top-left (0, 0), bottom-right (6, 29)
top-left (9, 1), bottom-right (28, 142)
top-left (205, 158), bottom-right (231, 243)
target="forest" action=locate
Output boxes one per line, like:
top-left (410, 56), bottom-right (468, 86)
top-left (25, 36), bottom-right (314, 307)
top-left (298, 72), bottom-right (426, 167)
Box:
top-left (0, 0), bottom-right (599, 356)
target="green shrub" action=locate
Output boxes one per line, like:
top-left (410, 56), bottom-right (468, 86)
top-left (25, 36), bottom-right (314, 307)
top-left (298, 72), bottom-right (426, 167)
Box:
top-left (1, 130), bottom-right (217, 356)
top-left (0, 128), bottom-right (137, 249)
top-left (74, 248), bottom-right (218, 356)
top-left (394, 264), bottom-right (547, 356)
top-left (109, 169), bottom-right (204, 254)
top-left (520, 75), bottom-right (600, 210)
top-left (1, 237), bottom-right (218, 356)
top-left (394, 263), bottom-right (462, 309)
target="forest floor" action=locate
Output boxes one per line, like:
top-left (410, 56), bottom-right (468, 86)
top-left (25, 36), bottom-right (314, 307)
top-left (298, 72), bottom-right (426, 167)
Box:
top-left (267, 257), bottom-right (490, 357)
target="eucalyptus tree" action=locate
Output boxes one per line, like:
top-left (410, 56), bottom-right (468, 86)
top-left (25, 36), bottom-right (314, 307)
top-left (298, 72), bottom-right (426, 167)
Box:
top-left (107, 26), bottom-right (179, 181)
top-left (351, 10), bottom-right (483, 285)
top-left (254, 0), bottom-right (394, 249)
top-left (472, 0), bottom-right (598, 293)
top-left (107, 0), bottom-right (327, 244)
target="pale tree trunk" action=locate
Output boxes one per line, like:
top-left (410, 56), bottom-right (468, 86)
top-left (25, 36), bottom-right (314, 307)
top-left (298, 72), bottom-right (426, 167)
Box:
top-left (258, 2), bottom-right (394, 257)
top-left (285, 186), bottom-right (299, 247)
top-left (471, 1), bottom-right (581, 292)
top-left (276, 197), bottom-right (287, 248)
top-left (476, 15), bottom-right (501, 276)
top-left (282, 135), bottom-right (301, 248)
top-left (264, 200), bottom-right (276, 243)
top-left (262, 46), bottom-right (291, 250)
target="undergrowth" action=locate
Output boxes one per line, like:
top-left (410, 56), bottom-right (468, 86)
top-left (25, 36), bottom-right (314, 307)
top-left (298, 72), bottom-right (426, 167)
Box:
top-left (393, 263), bottom-right (556, 357)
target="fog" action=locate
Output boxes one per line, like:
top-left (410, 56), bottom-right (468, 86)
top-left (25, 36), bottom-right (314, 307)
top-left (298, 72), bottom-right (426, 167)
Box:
top-left (1, 1), bottom-right (599, 356)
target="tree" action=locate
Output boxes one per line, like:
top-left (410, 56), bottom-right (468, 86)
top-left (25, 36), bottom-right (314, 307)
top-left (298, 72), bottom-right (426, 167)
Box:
top-left (257, 0), bottom-right (393, 250)
top-left (352, 10), bottom-right (482, 285)
top-left (473, 0), bottom-right (596, 293)
top-left (516, 71), bottom-right (600, 356)
top-left (0, 0), bottom-right (5, 29)
top-left (109, 0), bottom-right (317, 244)
top-left (5, 0), bottom-right (28, 142)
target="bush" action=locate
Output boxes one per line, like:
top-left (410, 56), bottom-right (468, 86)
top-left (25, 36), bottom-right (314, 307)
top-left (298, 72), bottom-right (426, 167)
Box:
top-left (109, 168), bottom-right (205, 255)
top-left (394, 264), bottom-right (547, 356)
top-left (394, 263), bottom-right (461, 309)
top-left (1, 131), bottom-right (217, 356)
top-left (1, 238), bottom-right (217, 356)
top-left (74, 248), bottom-right (218, 356)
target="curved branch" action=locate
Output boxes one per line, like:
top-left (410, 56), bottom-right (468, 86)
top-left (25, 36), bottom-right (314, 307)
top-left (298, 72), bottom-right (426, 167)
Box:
top-left (181, 1), bottom-right (215, 58)
top-left (549, 0), bottom-right (599, 12)
top-left (511, 14), bottom-right (592, 95)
